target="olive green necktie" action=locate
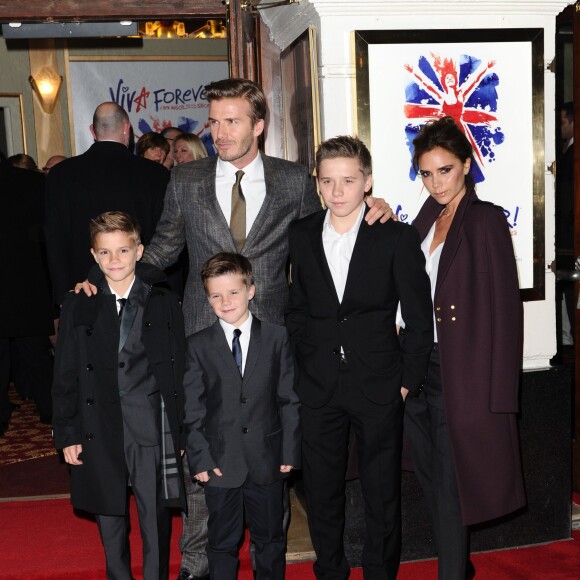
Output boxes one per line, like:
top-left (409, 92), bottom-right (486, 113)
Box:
top-left (230, 170), bottom-right (246, 252)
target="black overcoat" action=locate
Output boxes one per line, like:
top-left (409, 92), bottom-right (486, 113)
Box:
top-left (412, 186), bottom-right (526, 526)
top-left (52, 262), bottom-right (186, 515)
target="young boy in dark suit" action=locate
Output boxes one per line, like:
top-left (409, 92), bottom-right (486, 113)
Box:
top-left (183, 252), bottom-right (300, 580)
top-left (286, 136), bottom-right (433, 579)
top-left (52, 211), bottom-right (186, 580)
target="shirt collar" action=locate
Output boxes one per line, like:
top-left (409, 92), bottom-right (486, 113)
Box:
top-left (219, 311), bottom-right (253, 339)
top-left (216, 152), bottom-right (263, 181)
top-left (323, 202), bottom-right (366, 237)
top-left (109, 276), bottom-right (136, 301)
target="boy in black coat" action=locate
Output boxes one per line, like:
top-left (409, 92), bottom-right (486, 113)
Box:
top-left (52, 211), bottom-right (186, 580)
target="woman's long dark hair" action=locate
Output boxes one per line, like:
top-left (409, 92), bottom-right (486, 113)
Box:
top-left (412, 117), bottom-right (475, 189)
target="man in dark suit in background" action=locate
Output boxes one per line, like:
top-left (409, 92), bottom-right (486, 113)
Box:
top-left (286, 136), bottom-right (433, 579)
top-left (0, 162), bottom-right (54, 435)
top-left (45, 102), bottom-right (169, 306)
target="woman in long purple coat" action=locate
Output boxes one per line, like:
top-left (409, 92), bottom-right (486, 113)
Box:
top-left (402, 117), bottom-right (526, 579)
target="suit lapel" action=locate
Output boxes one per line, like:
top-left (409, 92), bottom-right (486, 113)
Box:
top-left (211, 321), bottom-right (242, 379)
top-left (308, 211), bottom-right (340, 305)
top-left (119, 278), bottom-right (146, 352)
top-left (197, 158), bottom-right (236, 252)
top-left (243, 155), bottom-right (278, 252)
top-left (341, 214), bottom-right (375, 307)
top-left (242, 317), bottom-right (261, 390)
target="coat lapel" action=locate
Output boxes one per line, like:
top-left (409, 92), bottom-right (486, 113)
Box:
top-left (242, 317), bottom-right (261, 390)
top-left (435, 187), bottom-right (477, 296)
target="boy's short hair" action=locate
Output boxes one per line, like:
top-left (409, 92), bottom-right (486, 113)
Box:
top-left (315, 135), bottom-right (372, 178)
top-left (201, 252), bottom-right (254, 292)
top-left (89, 211), bottom-right (141, 248)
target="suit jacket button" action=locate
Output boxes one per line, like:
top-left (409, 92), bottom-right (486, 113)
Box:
top-left (86, 327), bottom-right (93, 336)
top-left (145, 322), bottom-right (151, 328)
top-left (436, 317), bottom-right (442, 323)
top-left (86, 398), bottom-right (94, 405)
top-left (86, 364), bottom-right (93, 371)
top-left (85, 432), bottom-right (94, 440)
top-left (119, 362), bottom-right (125, 368)
top-left (241, 397), bottom-right (247, 404)
top-left (242, 427), bottom-right (248, 434)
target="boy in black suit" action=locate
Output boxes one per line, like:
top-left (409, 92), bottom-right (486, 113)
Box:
top-left (52, 211), bottom-right (186, 580)
top-left (286, 136), bottom-right (433, 579)
top-left (183, 252), bottom-right (300, 580)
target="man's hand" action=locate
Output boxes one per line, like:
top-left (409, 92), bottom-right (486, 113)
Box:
top-left (194, 467), bottom-right (223, 483)
top-left (280, 465), bottom-right (293, 473)
top-left (74, 280), bottom-right (98, 296)
top-left (63, 444), bottom-right (83, 465)
top-left (400, 387), bottom-right (409, 401)
top-left (364, 197), bottom-right (396, 225)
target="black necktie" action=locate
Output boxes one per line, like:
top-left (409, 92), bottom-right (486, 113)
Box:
top-left (118, 298), bottom-right (127, 321)
top-left (232, 328), bottom-right (242, 374)
top-left (230, 170), bottom-right (246, 252)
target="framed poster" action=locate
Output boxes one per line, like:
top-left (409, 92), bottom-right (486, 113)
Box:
top-left (67, 57), bottom-right (229, 156)
top-left (355, 29), bottom-right (545, 300)
top-left (281, 27), bottom-right (321, 175)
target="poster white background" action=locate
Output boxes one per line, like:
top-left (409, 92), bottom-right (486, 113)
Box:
top-left (368, 42), bottom-right (533, 288)
top-left (69, 59), bottom-right (229, 155)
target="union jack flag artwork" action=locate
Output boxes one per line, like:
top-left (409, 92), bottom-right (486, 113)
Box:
top-left (403, 52), bottom-right (505, 184)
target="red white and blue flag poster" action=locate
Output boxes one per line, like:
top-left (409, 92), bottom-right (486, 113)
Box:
top-left (367, 41), bottom-right (533, 288)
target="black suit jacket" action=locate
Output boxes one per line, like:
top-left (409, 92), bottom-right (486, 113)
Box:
top-left (286, 208), bottom-right (433, 408)
top-left (183, 317), bottom-right (300, 488)
top-left (45, 141), bottom-right (169, 303)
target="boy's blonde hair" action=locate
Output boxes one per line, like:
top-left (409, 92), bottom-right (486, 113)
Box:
top-left (89, 211), bottom-right (141, 248)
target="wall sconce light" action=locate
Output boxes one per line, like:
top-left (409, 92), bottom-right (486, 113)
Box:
top-left (29, 66), bottom-right (63, 114)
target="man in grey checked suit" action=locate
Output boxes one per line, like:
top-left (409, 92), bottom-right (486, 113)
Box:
top-left (141, 78), bottom-right (389, 580)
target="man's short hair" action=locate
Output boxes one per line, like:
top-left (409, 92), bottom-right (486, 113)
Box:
top-left (201, 252), bottom-right (254, 292)
top-left (92, 103), bottom-right (130, 138)
top-left (205, 78), bottom-right (267, 126)
top-left (315, 135), bottom-right (373, 178)
top-left (89, 211), bottom-right (141, 248)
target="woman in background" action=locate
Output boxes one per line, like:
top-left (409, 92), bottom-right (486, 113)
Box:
top-left (136, 131), bottom-right (170, 166)
top-left (173, 133), bottom-right (207, 164)
top-left (402, 116), bottom-right (525, 579)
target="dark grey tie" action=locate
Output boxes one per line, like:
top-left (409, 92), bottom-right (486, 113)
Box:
top-left (118, 298), bottom-right (127, 321)
top-left (230, 170), bottom-right (246, 252)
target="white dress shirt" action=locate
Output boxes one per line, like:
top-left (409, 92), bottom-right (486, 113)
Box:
top-left (219, 312), bottom-right (253, 376)
top-left (322, 203), bottom-right (366, 303)
top-left (109, 276), bottom-right (136, 314)
top-left (216, 154), bottom-right (266, 235)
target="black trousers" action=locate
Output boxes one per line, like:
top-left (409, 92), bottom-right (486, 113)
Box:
top-left (204, 476), bottom-right (286, 580)
top-left (404, 345), bottom-right (469, 580)
top-left (95, 424), bottom-right (171, 580)
top-left (301, 365), bottom-right (403, 580)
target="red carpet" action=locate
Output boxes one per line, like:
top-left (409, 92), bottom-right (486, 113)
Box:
top-left (0, 498), bottom-right (578, 579)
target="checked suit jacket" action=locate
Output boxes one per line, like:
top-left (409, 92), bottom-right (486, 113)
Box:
top-left (143, 154), bottom-right (321, 335)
